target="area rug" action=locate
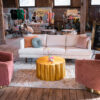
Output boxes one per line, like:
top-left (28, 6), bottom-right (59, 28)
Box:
top-left (10, 59), bottom-right (85, 89)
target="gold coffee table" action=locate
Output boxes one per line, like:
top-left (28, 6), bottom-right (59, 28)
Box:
top-left (36, 56), bottom-right (66, 81)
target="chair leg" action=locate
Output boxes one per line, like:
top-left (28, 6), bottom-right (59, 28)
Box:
top-left (94, 90), bottom-right (100, 95)
top-left (0, 86), bottom-right (3, 89)
top-left (86, 87), bottom-right (94, 93)
top-left (86, 87), bottom-right (100, 95)
top-left (25, 58), bottom-right (27, 63)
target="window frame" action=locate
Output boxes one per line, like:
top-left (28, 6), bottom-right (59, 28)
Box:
top-left (53, 0), bottom-right (71, 8)
top-left (19, 0), bottom-right (36, 8)
top-left (91, 0), bottom-right (100, 6)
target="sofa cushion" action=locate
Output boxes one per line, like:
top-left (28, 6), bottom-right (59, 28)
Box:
top-left (24, 36), bottom-right (37, 48)
top-left (19, 47), bottom-right (44, 55)
top-left (66, 34), bottom-right (78, 47)
top-left (75, 36), bottom-right (89, 49)
top-left (66, 47), bottom-right (92, 56)
top-left (44, 47), bottom-right (65, 55)
top-left (47, 35), bottom-right (66, 47)
top-left (32, 38), bottom-right (42, 48)
top-left (27, 34), bottom-right (47, 46)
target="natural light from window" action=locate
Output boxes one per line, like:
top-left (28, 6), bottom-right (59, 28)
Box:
top-left (54, 0), bottom-right (71, 6)
top-left (19, 0), bottom-right (35, 7)
top-left (91, 0), bottom-right (100, 5)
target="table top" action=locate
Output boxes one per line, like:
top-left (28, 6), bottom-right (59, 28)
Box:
top-left (62, 29), bottom-right (76, 32)
top-left (42, 29), bottom-right (56, 32)
top-left (36, 56), bottom-right (65, 65)
top-left (29, 23), bottom-right (49, 26)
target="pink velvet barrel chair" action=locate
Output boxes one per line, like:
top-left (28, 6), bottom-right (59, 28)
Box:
top-left (75, 54), bottom-right (100, 94)
top-left (0, 51), bottom-right (14, 87)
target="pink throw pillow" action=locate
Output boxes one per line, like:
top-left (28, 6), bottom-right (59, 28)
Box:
top-left (76, 36), bottom-right (89, 49)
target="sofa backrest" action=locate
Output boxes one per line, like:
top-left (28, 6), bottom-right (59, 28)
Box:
top-left (23, 34), bottom-right (90, 49)
top-left (47, 35), bottom-right (66, 47)
top-left (66, 34), bottom-right (78, 47)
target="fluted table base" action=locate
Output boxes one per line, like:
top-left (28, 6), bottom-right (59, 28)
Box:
top-left (36, 56), bottom-right (66, 81)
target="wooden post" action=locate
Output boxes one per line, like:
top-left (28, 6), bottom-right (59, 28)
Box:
top-left (91, 21), bottom-right (96, 48)
top-left (0, 0), bottom-right (5, 44)
top-left (80, 0), bottom-right (88, 34)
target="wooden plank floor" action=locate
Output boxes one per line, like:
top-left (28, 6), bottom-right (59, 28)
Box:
top-left (0, 87), bottom-right (100, 100)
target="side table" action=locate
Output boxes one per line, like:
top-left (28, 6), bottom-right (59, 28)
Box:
top-left (36, 56), bottom-right (66, 81)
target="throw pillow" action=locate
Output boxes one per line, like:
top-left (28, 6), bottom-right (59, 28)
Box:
top-left (76, 36), bottom-right (89, 49)
top-left (24, 36), bottom-right (37, 48)
top-left (32, 38), bottom-right (42, 48)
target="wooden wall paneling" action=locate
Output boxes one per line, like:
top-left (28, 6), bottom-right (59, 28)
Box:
top-left (3, 0), bottom-right (17, 8)
top-left (71, 0), bottom-right (81, 7)
top-left (0, 0), bottom-right (6, 44)
top-left (89, 7), bottom-right (100, 22)
top-left (36, 0), bottom-right (53, 7)
top-left (3, 0), bottom-right (7, 8)
top-left (88, 0), bottom-right (100, 23)
top-left (98, 7), bottom-right (100, 19)
top-left (88, 0), bottom-right (91, 6)
top-left (96, 7), bottom-right (100, 21)
top-left (53, 8), bottom-right (66, 20)
top-left (53, 8), bottom-right (66, 30)
top-left (88, 8), bottom-right (92, 21)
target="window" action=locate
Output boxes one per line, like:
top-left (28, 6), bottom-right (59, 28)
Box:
top-left (91, 0), bottom-right (100, 5)
top-left (19, 0), bottom-right (35, 7)
top-left (54, 0), bottom-right (71, 6)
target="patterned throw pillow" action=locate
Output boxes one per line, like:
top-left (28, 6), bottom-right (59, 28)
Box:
top-left (32, 38), bottom-right (42, 48)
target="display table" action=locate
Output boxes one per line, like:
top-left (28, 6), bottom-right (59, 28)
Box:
top-left (41, 29), bottom-right (56, 35)
top-left (29, 23), bottom-right (49, 34)
top-left (62, 29), bottom-right (77, 35)
top-left (36, 56), bottom-right (66, 81)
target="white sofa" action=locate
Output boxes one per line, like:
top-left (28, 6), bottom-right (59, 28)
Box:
top-left (19, 34), bottom-right (92, 60)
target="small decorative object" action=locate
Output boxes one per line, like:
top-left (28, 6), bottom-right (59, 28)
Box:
top-left (49, 56), bottom-right (54, 62)
top-left (47, 48), bottom-right (54, 62)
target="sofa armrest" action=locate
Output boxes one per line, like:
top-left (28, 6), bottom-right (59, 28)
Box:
top-left (0, 61), bottom-right (13, 69)
top-left (95, 54), bottom-right (100, 60)
top-left (20, 39), bottom-right (24, 49)
top-left (0, 52), bottom-right (13, 61)
top-left (0, 61), bottom-right (13, 85)
top-left (87, 39), bottom-right (91, 50)
top-left (0, 62), bottom-right (8, 67)
top-left (75, 60), bottom-right (100, 90)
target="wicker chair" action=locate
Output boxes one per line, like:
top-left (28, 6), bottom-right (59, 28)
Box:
top-left (75, 54), bottom-right (100, 94)
top-left (0, 51), bottom-right (14, 86)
